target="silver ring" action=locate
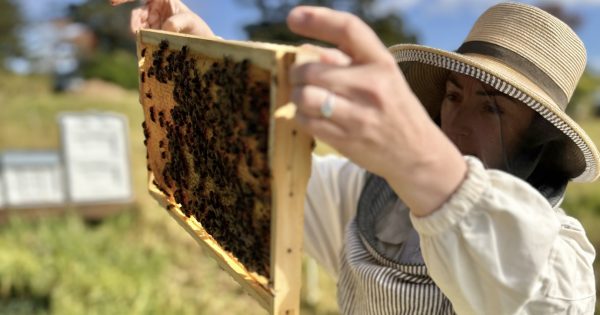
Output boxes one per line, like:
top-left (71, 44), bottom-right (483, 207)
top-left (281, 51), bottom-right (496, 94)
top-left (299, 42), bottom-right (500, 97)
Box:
top-left (320, 92), bottom-right (336, 119)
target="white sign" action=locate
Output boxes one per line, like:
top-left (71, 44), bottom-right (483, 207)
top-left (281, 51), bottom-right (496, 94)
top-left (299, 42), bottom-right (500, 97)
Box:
top-left (1, 151), bottom-right (66, 208)
top-left (59, 112), bottom-right (133, 204)
top-left (0, 168), bottom-right (5, 209)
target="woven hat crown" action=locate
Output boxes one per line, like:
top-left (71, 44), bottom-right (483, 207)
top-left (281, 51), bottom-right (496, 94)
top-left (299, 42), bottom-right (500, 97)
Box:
top-left (461, 2), bottom-right (586, 109)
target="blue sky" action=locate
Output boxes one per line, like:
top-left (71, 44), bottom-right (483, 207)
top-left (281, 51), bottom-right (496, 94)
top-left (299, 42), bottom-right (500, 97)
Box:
top-left (19, 0), bottom-right (600, 72)
top-left (189, 0), bottom-right (600, 73)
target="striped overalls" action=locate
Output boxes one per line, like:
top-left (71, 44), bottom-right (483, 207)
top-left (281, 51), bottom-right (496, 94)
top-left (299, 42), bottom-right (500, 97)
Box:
top-left (337, 174), bottom-right (456, 314)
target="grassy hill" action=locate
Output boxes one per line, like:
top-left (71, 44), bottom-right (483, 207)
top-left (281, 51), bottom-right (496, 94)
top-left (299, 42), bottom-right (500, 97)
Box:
top-left (0, 73), bottom-right (338, 315)
top-left (0, 71), bottom-right (599, 314)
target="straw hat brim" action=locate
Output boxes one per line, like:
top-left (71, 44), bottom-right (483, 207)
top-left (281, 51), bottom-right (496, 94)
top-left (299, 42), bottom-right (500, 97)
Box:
top-left (389, 43), bottom-right (600, 182)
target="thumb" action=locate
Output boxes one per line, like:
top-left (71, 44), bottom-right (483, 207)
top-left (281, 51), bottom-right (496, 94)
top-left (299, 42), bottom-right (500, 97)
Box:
top-left (130, 6), bottom-right (149, 34)
top-left (162, 12), bottom-right (215, 37)
top-left (110, 0), bottom-right (135, 6)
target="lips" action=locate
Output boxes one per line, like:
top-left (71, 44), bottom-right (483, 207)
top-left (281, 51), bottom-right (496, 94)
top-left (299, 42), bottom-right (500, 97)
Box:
top-left (444, 128), bottom-right (469, 137)
top-left (444, 131), bottom-right (476, 155)
top-left (444, 130), bottom-right (467, 146)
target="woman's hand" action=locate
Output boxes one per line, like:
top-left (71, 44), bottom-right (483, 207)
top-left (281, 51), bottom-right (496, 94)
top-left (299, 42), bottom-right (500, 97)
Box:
top-left (288, 7), bottom-right (467, 216)
top-left (110, 0), bottom-right (215, 37)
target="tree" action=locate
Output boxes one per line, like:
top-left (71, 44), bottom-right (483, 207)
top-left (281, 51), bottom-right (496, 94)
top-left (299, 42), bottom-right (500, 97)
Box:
top-left (536, 4), bottom-right (582, 30)
top-left (67, 0), bottom-right (138, 89)
top-left (68, 0), bottom-right (136, 52)
top-left (238, 0), bottom-right (417, 47)
top-left (0, 0), bottom-right (23, 65)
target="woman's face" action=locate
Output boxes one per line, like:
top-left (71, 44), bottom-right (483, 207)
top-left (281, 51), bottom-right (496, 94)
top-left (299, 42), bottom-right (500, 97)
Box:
top-left (440, 73), bottom-right (536, 169)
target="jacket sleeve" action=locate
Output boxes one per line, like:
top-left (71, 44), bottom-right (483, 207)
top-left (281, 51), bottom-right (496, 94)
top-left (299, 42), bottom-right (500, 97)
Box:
top-left (303, 154), bottom-right (366, 279)
top-left (410, 156), bottom-right (596, 315)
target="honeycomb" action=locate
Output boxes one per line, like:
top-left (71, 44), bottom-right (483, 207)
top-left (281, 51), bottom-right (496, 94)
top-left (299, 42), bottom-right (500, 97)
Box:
top-left (140, 40), bottom-right (273, 278)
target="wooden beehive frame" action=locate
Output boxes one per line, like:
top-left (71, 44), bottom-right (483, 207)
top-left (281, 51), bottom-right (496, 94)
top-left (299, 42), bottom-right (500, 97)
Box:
top-left (137, 29), bottom-right (314, 315)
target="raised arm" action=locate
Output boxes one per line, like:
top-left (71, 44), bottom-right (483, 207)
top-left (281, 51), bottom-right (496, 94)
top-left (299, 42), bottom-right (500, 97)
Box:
top-left (410, 156), bottom-right (596, 313)
top-left (287, 6), bottom-right (467, 218)
top-left (285, 6), bottom-right (595, 313)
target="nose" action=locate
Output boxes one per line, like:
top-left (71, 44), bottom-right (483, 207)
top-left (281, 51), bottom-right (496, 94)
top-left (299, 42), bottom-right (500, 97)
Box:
top-left (445, 99), bottom-right (479, 136)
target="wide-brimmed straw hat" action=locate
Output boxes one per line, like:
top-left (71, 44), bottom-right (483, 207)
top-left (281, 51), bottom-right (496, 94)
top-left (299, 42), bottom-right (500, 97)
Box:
top-left (389, 2), bottom-right (599, 182)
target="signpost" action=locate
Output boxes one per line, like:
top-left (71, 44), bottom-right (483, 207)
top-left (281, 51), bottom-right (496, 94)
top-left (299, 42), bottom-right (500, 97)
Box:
top-left (58, 112), bottom-right (133, 204)
top-left (0, 168), bottom-right (5, 209)
top-left (1, 151), bottom-right (66, 208)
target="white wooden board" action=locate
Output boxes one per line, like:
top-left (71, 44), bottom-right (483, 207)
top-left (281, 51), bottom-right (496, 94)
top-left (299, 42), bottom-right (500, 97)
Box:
top-left (59, 112), bottom-right (133, 204)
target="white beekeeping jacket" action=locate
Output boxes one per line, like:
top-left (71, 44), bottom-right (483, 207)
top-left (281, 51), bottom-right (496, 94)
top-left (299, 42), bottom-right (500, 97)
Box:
top-left (303, 154), bottom-right (596, 315)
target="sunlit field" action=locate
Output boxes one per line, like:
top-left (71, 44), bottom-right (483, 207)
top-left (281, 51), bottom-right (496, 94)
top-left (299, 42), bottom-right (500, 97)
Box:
top-left (0, 72), bottom-right (338, 315)
top-left (0, 71), bottom-right (599, 314)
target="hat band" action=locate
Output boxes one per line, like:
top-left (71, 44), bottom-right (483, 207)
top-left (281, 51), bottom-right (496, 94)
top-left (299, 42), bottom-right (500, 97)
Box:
top-left (457, 41), bottom-right (568, 108)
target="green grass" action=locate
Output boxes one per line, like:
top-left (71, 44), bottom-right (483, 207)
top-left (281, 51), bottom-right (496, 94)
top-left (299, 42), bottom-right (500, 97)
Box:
top-left (0, 72), bottom-right (338, 315)
top-left (0, 210), bottom-right (275, 315)
top-left (1, 70), bottom-right (599, 314)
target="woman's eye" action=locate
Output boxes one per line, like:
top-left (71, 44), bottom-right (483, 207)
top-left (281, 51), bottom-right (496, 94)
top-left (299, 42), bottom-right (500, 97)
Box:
top-left (485, 103), bottom-right (504, 115)
top-left (444, 92), bottom-right (459, 102)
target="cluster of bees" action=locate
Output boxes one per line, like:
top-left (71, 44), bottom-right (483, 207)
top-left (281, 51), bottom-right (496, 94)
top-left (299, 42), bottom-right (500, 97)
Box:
top-left (141, 40), bottom-right (273, 277)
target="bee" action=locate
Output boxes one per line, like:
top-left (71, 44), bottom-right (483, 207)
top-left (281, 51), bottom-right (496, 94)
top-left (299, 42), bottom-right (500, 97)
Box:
top-left (167, 53), bottom-right (175, 65)
top-left (149, 106), bottom-right (156, 123)
top-left (159, 39), bottom-right (169, 51)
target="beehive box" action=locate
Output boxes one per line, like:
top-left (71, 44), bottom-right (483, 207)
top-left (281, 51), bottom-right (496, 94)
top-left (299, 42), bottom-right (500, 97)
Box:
top-left (136, 29), bottom-right (314, 314)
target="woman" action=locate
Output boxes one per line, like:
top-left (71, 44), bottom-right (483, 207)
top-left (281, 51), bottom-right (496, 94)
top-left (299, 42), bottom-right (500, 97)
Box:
top-left (113, 1), bottom-right (598, 313)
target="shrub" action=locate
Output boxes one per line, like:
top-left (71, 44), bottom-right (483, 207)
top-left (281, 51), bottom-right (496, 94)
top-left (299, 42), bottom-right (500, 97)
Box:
top-left (81, 50), bottom-right (138, 90)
